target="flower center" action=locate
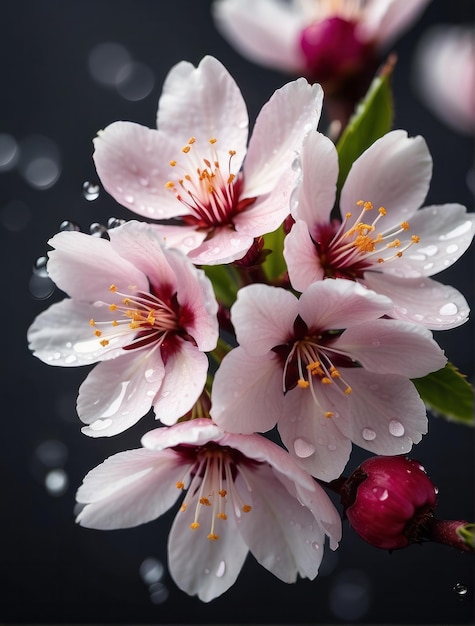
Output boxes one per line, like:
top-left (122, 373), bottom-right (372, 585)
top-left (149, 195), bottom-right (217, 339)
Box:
top-left (316, 200), bottom-right (420, 279)
top-left (89, 283), bottom-right (181, 352)
top-left (165, 137), bottom-right (254, 229)
top-left (175, 443), bottom-right (253, 541)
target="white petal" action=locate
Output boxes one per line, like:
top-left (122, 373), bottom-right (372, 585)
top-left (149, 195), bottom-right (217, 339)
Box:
top-left (243, 80), bottom-right (323, 198)
top-left (168, 493), bottom-right (248, 602)
top-left (340, 130), bottom-right (432, 231)
top-left (78, 350), bottom-right (165, 437)
top-left (142, 419), bottom-right (223, 451)
top-left (363, 272), bottom-right (471, 330)
top-left (211, 348), bottom-right (284, 434)
top-left (334, 319), bottom-right (447, 378)
top-left (157, 56), bottom-right (249, 162)
top-left (361, 0), bottom-right (431, 48)
top-left (236, 464), bottom-right (326, 582)
top-left (149, 223), bottom-right (208, 256)
top-left (212, 0), bottom-right (305, 73)
top-left (339, 369), bottom-right (428, 455)
top-left (284, 220), bottom-right (324, 292)
top-left (76, 448), bottom-right (184, 529)
top-left (186, 227), bottom-right (254, 265)
top-left (231, 284), bottom-right (299, 353)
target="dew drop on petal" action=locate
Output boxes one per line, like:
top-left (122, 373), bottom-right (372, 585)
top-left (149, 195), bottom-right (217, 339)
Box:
top-left (388, 419), bottom-right (405, 437)
top-left (89, 418), bottom-right (113, 431)
top-left (446, 244), bottom-right (458, 254)
top-left (293, 437), bottom-right (316, 458)
top-left (362, 428), bottom-right (376, 441)
top-left (327, 443), bottom-right (337, 451)
top-left (29, 273), bottom-right (55, 300)
top-left (439, 302), bottom-right (458, 316)
top-left (124, 194), bottom-right (135, 204)
top-left (216, 560), bottom-right (226, 578)
top-left (312, 541), bottom-right (320, 550)
top-left (82, 181), bottom-right (100, 201)
top-left (372, 486), bottom-right (389, 501)
top-left (453, 583), bottom-right (468, 596)
top-left (33, 255), bottom-right (48, 277)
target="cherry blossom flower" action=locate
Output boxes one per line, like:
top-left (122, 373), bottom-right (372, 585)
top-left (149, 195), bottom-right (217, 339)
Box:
top-left (413, 24), bottom-right (475, 135)
top-left (213, 0), bottom-right (430, 121)
top-left (93, 55), bottom-right (323, 265)
top-left (27, 221), bottom-right (219, 437)
top-left (75, 418), bottom-right (341, 602)
top-left (210, 279), bottom-right (447, 480)
top-left (284, 130), bottom-right (475, 329)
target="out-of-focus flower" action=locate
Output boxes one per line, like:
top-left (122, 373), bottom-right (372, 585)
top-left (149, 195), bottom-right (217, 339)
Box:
top-left (93, 55), bottom-right (323, 265)
top-left (213, 0), bottom-right (430, 121)
top-left (210, 279), bottom-right (446, 480)
top-left (27, 221), bottom-right (219, 437)
top-left (339, 455), bottom-right (437, 549)
top-left (284, 130), bottom-right (474, 329)
top-left (76, 418), bottom-right (341, 602)
top-left (413, 25), bottom-right (475, 135)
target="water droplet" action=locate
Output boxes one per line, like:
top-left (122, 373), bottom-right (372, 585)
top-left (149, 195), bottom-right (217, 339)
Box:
top-left (33, 256), bottom-right (48, 277)
top-left (0, 133), bottom-right (19, 171)
top-left (82, 181), bottom-right (100, 201)
top-left (423, 262), bottom-right (434, 270)
top-left (116, 61), bottom-right (155, 101)
top-left (237, 119), bottom-right (248, 129)
top-left (60, 219), bottom-right (81, 232)
top-left (446, 243), bottom-right (459, 254)
top-left (419, 244), bottom-right (438, 257)
top-left (140, 557), bottom-right (164, 584)
top-left (45, 468), bottom-right (68, 496)
top-left (29, 273), bottom-right (55, 300)
top-left (312, 541), bottom-right (320, 550)
top-left (139, 176), bottom-right (149, 187)
top-left (327, 443), bottom-right (337, 451)
top-left (107, 217), bottom-right (126, 229)
top-left (183, 236), bottom-right (195, 247)
top-left (362, 428), bottom-right (376, 441)
top-left (216, 560), bottom-right (226, 578)
top-left (65, 354), bottom-right (77, 364)
top-left (388, 419), bottom-right (405, 437)
top-left (291, 155), bottom-right (301, 172)
top-left (439, 302), bottom-right (458, 316)
top-left (89, 418), bottom-right (113, 431)
top-left (439, 220), bottom-right (473, 240)
top-left (371, 486), bottom-right (389, 501)
top-left (89, 222), bottom-right (108, 238)
top-left (145, 368), bottom-right (156, 383)
top-left (124, 194), bottom-right (134, 204)
top-left (289, 187), bottom-right (300, 212)
top-left (453, 583), bottom-right (468, 596)
top-left (293, 437), bottom-right (316, 458)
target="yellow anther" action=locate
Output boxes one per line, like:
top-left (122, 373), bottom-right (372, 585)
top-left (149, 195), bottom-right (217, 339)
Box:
top-left (109, 303), bottom-right (117, 312)
top-left (200, 497), bottom-right (211, 506)
top-left (165, 181), bottom-right (175, 189)
top-left (242, 505), bottom-right (252, 513)
top-left (356, 200), bottom-right (364, 206)
top-left (100, 339), bottom-right (109, 347)
top-left (329, 366), bottom-right (341, 378)
top-left (176, 481), bottom-right (185, 490)
top-left (401, 221), bottom-right (410, 231)
top-left (208, 185), bottom-right (214, 194)
top-left (94, 329), bottom-right (102, 337)
top-left (345, 212), bottom-right (352, 218)
top-left (111, 320), bottom-right (119, 327)
top-left (321, 377), bottom-right (332, 385)
top-left (147, 311), bottom-right (156, 325)
top-left (123, 298), bottom-right (130, 305)
top-left (344, 386), bottom-right (353, 395)
top-left (228, 149), bottom-right (236, 156)
top-left (190, 522), bottom-right (200, 530)
top-left (209, 138), bottom-right (217, 144)
top-left (109, 284), bottom-right (117, 292)
top-left (377, 258), bottom-right (384, 263)
top-left (169, 160), bottom-right (177, 167)
top-left (298, 379), bottom-right (310, 388)
top-left (325, 412), bottom-right (334, 418)
top-left (184, 174), bottom-right (191, 181)
top-left (182, 145), bottom-right (191, 154)
top-left (378, 206), bottom-right (387, 215)
top-left (227, 174), bottom-right (235, 184)
top-left (397, 251), bottom-right (403, 257)
top-left (219, 490), bottom-right (227, 497)
top-left (387, 239), bottom-right (401, 248)
top-left (188, 137), bottom-right (196, 144)
top-left (411, 235), bottom-right (420, 243)
top-left (364, 201), bottom-right (373, 210)
top-left (89, 318), bottom-right (96, 326)
top-left (180, 504), bottom-right (187, 512)
top-left (207, 533), bottom-right (219, 541)
top-left (307, 361), bottom-right (324, 376)
top-left (217, 513), bottom-right (227, 520)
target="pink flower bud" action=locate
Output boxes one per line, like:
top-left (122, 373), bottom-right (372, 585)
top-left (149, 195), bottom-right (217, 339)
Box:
top-left (340, 455), bottom-right (438, 550)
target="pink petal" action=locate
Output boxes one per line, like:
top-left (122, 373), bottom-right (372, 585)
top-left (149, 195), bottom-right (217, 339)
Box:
top-left (141, 419), bottom-right (223, 451)
top-left (210, 347), bottom-right (284, 434)
top-left (399, 204), bottom-right (475, 276)
top-left (149, 223), bottom-right (208, 256)
top-left (284, 220), bottom-right (324, 292)
top-left (363, 272), bottom-right (471, 330)
top-left (76, 448), bottom-right (185, 529)
top-left (231, 284), bottom-right (299, 354)
top-left (361, 0), bottom-right (431, 48)
top-left (236, 464), bottom-right (326, 581)
top-left (168, 491), bottom-right (248, 602)
top-left (157, 56), bottom-right (249, 163)
top-left (338, 369), bottom-right (428, 455)
top-left (27, 299), bottom-right (126, 366)
top-left (186, 227), bottom-right (254, 265)
top-left (243, 79), bottom-right (323, 198)
top-left (278, 387), bottom-right (352, 481)
top-left (154, 342), bottom-right (210, 426)
top-left (78, 350), bottom-right (166, 437)
top-left (340, 130), bottom-right (432, 232)
top-left (212, 0), bottom-right (305, 73)
top-left (298, 279), bottom-right (392, 331)
top-left (335, 319), bottom-right (447, 378)
top-left (47, 230), bottom-right (148, 302)
top-left (293, 131), bottom-right (338, 224)
top-left (93, 121), bottom-right (182, 219)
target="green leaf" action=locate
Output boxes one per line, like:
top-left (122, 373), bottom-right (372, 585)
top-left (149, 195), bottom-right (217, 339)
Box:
top-left (262, 224), bottom-right (287, 281)
top-left (203, 264), bottom-right (239, 308)
top-left (336, 55), bottom-right (395, 193)
top-left (412, 362), bottom-right (474, 426)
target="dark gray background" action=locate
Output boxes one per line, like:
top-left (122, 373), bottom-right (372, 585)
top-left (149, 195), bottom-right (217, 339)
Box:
top-left (1, 1), bottom-right (473, 623)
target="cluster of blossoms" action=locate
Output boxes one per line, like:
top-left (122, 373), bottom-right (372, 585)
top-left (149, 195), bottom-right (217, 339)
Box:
top-left (28, 40), bottom-right (474, 601)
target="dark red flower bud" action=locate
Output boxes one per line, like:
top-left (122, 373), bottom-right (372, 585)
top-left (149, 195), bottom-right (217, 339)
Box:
top-left (340, 455), bottom-right (438, 550)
